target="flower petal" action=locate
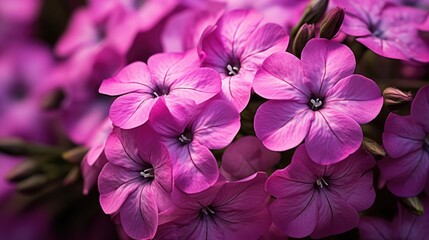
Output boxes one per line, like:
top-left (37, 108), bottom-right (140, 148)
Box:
top-left (192, 100), bottom-right (240, 149)
top-left (254, 100), bottom-right (313, 152)
top-left (120, 187), bottom-right (159, 240)
top-left (220, 73), bottom-right (253, 112)
top-left (253, 52), bottom-right (309, 101)
top-left (173, 143), bottom-right (219, 194)
top-left (411, 85), bottom-right (429, 132)
top-left (359, 217), bottom-right (393, 240)
top-left (383, 114), bottom-right (425, 158)
top-left (99, 61), bottom-right (153, 96)
top-left (109, 93), bottom-right (157, 129)
top-left (169, 67), bottom-right (221, 104)
top-left (325, 74), bottom-right (382, 124)
top-left (98, 163), bottom-right (140, 214)
top-left (301, 39), bottom-right (356, 97)
top-left (306, 110), bottom-right (362, 165)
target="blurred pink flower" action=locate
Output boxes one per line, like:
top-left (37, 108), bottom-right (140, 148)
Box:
top-left (253, 38), bottom-right (383, 165)
top-left (220, 136), bottom-right (280, 180)
top-left (266, 145), bottom-right (376, 238)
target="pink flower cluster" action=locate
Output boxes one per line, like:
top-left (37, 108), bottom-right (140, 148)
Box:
top-left (2, 0), bottom-right (429, 239)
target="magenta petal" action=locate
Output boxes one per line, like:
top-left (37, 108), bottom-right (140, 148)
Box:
top-left (311, 194), bottom-right (359, 238)
top-left (383, 114), bottom-right (425, 158)
top-left (255, 100), bottom-right (313, 151)
top-left (220, 73), bottom-right (253, 112)
top-left (325, 74), bottom-right (382, 124)
top-left (99, 62), bottom-right (153, 96)
top-left (269, 191), bottom-right (318, 238)
top-left (104, 128), bottom-right (141, 171)
top-left (173, 143), bottom-right (219, 194)
top-left (220, 136), bottom-right (280, 180)
top-left (301, 39), bottom-right (356, 97)
top-left (242, 23), bottom-right (288, 58)
top-left (147, 50), bottom-right (200, 87)
top-left (150, 97), bottom-right (196, 137)
top-left (359, 217), bottom-right (393, 240)
top-left (411, 85), bottom-right (429, 132)
top-left (253, 52), bottom-right (309, 101)
top-left (192, 100), bottom-right (240, 149)
top-left (386, 152), bottom-right (429, 197)
top-left (98, 163), bottom-right (139, 214)
top-left (120, 187), bottom-right (159, 240)
top-left (109, 93), bottom-right (156, 129)
top-left (170, 67), bottom-right (221, 104)
top-left (306, 110), bottom-right (362, 165)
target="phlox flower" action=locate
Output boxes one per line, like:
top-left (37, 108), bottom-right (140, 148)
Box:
top-left (266, 144), bottom-right (376, 238)
top-left (253, 38), bottom-right (383, 165)
top-left (334, 0), bottom-right (429, 62)
top-left (155, 172), bottom-right (271, 240)
top-left (359, 198), bottom-right (429, 240)
top-left (149, 98), bottom-right (240, 194)
top-left (99, 50), bottom-right (221, 129)
top-left (199, 9), bottom-right (289, 111)
top-left (379, 85), bottom-right (429, 197)
top-left (220, 136), bottom-right (280, 181)
top-left (98, 124), bottom-right (173, 240)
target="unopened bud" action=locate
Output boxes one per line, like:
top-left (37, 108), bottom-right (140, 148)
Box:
top-left (383, 87), bottom-right (413, 106)
top-left (320, 7), bottom-right (345, 39)
top-left (293, 24), bottom-right (315, 58)
top-left (0, 138), bottom-right (61, 156)
top-left (362, 137), bottom-right (386, 157)
top-left (302, 0), bottom-right (329, 24)
top-left (63, 167), bottom-right (81, 186)
top-left (62, 147), bottom-right (88, 165)
top-left (41, 89), bottom-right (65, 110)
top-left (16, 175), bottom-right (49, 195)
top-left (5, 160), bottom-right (40, 183)
top-left (400, 196), bottom-right (424, 216)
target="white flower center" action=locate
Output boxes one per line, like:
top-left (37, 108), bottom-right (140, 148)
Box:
top-left (310, 98), bottom-right (323, 110)
top-left (226, 64), bottom-right (239, 76)
top-left (316, 177), bottom-right (329, 189)
top-left (140, 168), bottom-right (154, 178)
top-left (201, 206), bottom-right (216, 215)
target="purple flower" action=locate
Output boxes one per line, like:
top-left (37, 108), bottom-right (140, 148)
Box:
top-left (253, 38), bottom-right (383, 165)
top-left (98, 124), bottom-right (173, 240)
top-left (220, 136), bottom-right (280, 181)
top-left (199, 9), bottom-right (289, 111)
top-left (99, 50), bottom-right (221, 129)
top-left (334, 0), bottom-right (429, 62)
top-left (266, 144), bottom-right (376, 238)
top-left (379, 85), bottom-right (429, 197)
top-left (149, 98), bottom-right (240, 193)
top-left (155, 172), bottom-right (271, 240)
top-left (359, 198), bottom-right (429, 240)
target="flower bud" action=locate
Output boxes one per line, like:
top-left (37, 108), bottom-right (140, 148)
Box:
top-left (302, 0), bottom-right (329, 24)
top-left (41, 89), bottom-right (65, 110)
top-left (62, 147), bottom-right (88, 165)
top-left (16, 174), bottom-right (49, 195)
top-left (293, 24), bottom-right (315, 58)
top-left (63, 167), bottom-right (81, 186)
top-left (5, 160), bottom-right (40, 183)
top-left (383, 87), bottom-right (413, 106)
top-left (400, 196), bottom-right (424, 216)
top-left (362, 137), bottom-right (386, 157)
top-left (320, 7), bottom-right (345, 39)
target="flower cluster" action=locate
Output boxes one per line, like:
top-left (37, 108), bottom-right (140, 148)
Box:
top-left (1, 0), bottom-right (429, 239)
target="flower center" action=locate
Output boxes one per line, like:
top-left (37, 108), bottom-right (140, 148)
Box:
top-left (201, 206), bottom-right (216, 216)
top-left (152, 85), bottom-right (169, 98)
top-left (226, 64), bottom-right (240, 76)
top-left (140, 168), bottom-right (155, 178)
top-left (316, 177), bottom-right (329, 189)
top-left (178, 129), bottom-right (193, 145)
top-left (424, 135), bottom-right (429, 152)
top-left (369, 21), bottom-right (386, 39)
top-left (310, 98), bottom-right (323, 110)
